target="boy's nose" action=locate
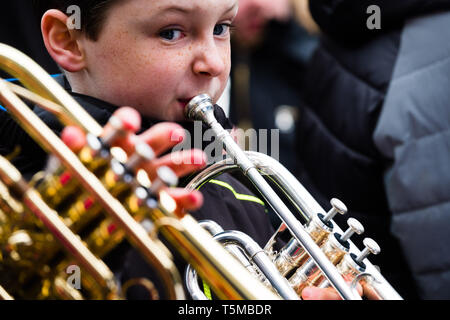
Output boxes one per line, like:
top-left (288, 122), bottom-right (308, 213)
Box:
top-left (192, 42), bottom-right (226, 78)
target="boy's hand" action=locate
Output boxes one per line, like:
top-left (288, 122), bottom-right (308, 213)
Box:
top-left (61, 106), bottom-right (206, 213)
top-left (302, 286), bottom-right (344, 300)
top-left (301, 276), bottom-right (363, 300)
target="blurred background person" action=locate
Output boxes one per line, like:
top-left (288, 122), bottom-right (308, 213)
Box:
top-left (292, 0), bottom-right (450, 299)
top-left (227, 0), bottom-right (318, 172)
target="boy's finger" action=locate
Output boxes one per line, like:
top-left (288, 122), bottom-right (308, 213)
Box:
top-left (110, 107), bottom-right (142, 132)
top-left (301, 276), bottom-right (363, 300)
top-left (61, 126), bottom-right (87, 152)
top-left (136, 122), bottom-right (186, 155)
top-left (141, 149), bottom-right (207, 181)
top-left (301, 287), bottom-right (342, 300)
top-left (100, 107), bottom-right (142, 153)
top-left (102, 115), bottom-right (185, 158)
top-left (166, 188), bottom-right (204, 212)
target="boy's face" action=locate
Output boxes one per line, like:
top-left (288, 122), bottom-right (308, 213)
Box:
top-left (77, 0), bottom-right (238, 121)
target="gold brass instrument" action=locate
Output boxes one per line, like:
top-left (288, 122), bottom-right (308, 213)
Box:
top-left (0, 43), bottom-right (280, 300)
top-left (183, 94), bottom-right (403, 300)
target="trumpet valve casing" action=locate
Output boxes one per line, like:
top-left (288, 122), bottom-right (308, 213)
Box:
top-left (289, 232), bottom-right (350, 295)
top-left (273, 213), bottom-right (333, 276)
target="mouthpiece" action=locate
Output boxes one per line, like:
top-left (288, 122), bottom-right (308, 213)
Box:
top-left (185, 94), bottom-right (215, 123)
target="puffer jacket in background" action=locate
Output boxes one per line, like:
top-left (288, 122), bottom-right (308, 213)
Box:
top-left (295, 0), bottom-right (450, 299)
top-left (374, 11), bottom-right (450, 299)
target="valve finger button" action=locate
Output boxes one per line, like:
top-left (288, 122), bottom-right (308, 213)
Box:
top-left (102, 115), bottom-right (127, 146)
top-left (340, 218), bottom-right (364, 243)
top-left (149, 166), bottom-right (178, 196)
top-left (86, 133), bottom-right (102, 153)
top-left (322, 198), bottom-right (347, 223)
top-left (126, 142), bottom-right (155, 171)
top-left (355, 238), bottom-right (380, 264)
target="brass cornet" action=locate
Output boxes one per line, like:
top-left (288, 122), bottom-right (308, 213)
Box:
top-left (183, 94), bottom-right (403, 300)
top-left (0, 43), bottom-right (279, 300)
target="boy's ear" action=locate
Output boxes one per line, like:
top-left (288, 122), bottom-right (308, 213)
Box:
top-left (41, 9), bottom-right (86, 72)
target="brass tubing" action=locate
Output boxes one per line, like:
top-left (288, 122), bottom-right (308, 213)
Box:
top-left (0, 285), bottom-right (13, 300)
top-left (0, 79), bottom-right (184, 300)
top-left (0, 156), bottom-right (115, 290)
top-left (0, 43), bottom-right (102, 136)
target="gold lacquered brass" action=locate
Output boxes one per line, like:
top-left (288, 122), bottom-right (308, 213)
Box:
top-left (0, 43), bottom-right (278, 300)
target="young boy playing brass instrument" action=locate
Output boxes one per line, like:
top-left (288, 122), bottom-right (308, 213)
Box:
top-left (2, 0), bottom-right (349, 300)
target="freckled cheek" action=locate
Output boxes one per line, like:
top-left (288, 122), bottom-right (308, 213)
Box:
top-left (218, 49), bottom-right (231, 92)
top-left (223, 57), bottom-right (231, 76)
top-left (130, 64), bottom-right (180, 105)
top-left (145, 55), bottom-right (187, 89)
top-left (90, 50), bottom-right (136, 89)
top-left (221, 45), bottom-right (231, 71)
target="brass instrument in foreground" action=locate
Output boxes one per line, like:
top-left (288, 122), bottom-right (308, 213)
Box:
top-left (183, 94), bottom-right (403, 300)
top-left (0, 43), bottom-right (279, 300)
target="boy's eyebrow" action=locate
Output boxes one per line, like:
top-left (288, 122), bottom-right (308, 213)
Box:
top-left (223, 2), bottom-right (239, 14)
top-left (160, 2), bottom-right (238, 15)
top-left (160, 6), bottom-right (191, 14)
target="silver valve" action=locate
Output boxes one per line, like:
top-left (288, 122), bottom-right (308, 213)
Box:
top-left (125, 142), bottom-right (155, 171)
top-left (101, 115), bottom-right (127, 145)
top-left (322, 198), bottom-right (347, 223)
top-left (355, 238), bottom-right (380, 264)
top-left (149, 166), bottom-right (179, 196)
top-left (340, 218), bottom-right (364, 243)
top-left (86, 133), bottom-right (102, 153)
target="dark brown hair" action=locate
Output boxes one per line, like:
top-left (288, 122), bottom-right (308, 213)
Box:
top-left (32, 0), bottom-right (121, 40)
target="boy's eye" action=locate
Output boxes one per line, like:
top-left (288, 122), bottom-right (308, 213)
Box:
top-left (159, 29), bottom-right (183, 41)
top-left (213, 24), bottom-right (230, 36)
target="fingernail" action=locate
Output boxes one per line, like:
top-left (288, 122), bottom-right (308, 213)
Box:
top-left (188, 193), bottom-right (199, 205)
top-left (116, 107), bottom-right (141, 131)
top-left (191, 151), bottom-right (207, 166)
top-left (302, 288), bottom-right (311, 299)
top-left (170, 128), bottom-right (185, 143)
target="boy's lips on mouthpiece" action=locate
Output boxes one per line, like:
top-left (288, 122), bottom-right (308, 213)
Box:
top-left (178, 98), bottom-right (194, 108)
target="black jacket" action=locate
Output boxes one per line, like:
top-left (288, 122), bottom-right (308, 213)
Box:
top-left (0, 76), bottom-right (275, 299)
top-left (294, 0), bottom-right (450, 299)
